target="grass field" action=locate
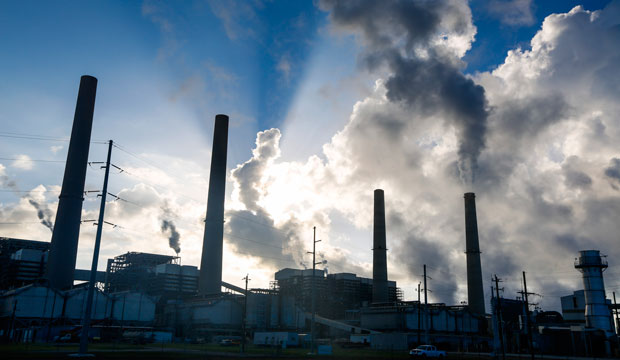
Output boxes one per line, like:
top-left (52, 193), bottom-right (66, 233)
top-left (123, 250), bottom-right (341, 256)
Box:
top-left (0, 343), bottom-right (417, 359)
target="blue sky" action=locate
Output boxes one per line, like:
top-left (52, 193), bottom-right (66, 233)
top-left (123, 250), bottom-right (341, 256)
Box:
top-left (466, 0), bottom-right (611, 72)
top-left (1, 1), bottom-right (619, 305)
top-left (0, 0), bottom-right (610, 146)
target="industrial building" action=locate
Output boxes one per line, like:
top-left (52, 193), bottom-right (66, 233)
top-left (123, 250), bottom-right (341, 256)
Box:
top-left (2, 76), bottom-right (619, 357)
top-left (0, 238), bottom-right (49, 290)
top-left (275, 268), bottom-right (400, 321)
top-left (0, 283), bottom-right (157, 342)
top-left (105, 252), bottom-right (198, 297)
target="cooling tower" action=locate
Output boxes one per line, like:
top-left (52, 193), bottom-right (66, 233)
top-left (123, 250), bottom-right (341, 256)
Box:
top-left (575, 250), bottom-right (614, 333)
top-left (199, 114), bottom-right (229, 295)
top-left (46, 75), bottom-right (98, 290)
top-left (372, 189), bottom-right (388, 303)
top-left (464, 192), bottom-right (486, 315)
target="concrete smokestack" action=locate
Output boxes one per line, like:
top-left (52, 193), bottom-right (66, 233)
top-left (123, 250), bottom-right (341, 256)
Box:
top-left (464, 192), bottom-right (485, 314)
top-left (372, 189), bottom-right (388, 303)
top-left (199, 114), bottom-right (229, 295)
top-left (46, 75), bottom-right (98, 290)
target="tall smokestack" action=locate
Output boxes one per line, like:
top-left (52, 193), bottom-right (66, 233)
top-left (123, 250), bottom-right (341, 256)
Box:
top-left (372, 189), bottom-right (388, 303)
top-left (464, 192), bottom-right (486, 314)
top-left (46, 75), bottom-right (98, 290)
top-left (199, 114), bottom-right (229, 295)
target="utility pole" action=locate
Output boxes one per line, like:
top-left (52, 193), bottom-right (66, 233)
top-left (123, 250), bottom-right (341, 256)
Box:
top-left (522, 271), bottom-right (535, 360)
top-left (494, 275), bottom-right (506, 360)
top-left (491, 285), bottom-right (499, 356)
top-left (423, 264), bottom-right (429, 344)
top-left (614, 292), bottom-right (620, 349)
top-left (417, 282), bottom-right (421, 345)
top-left (79, 140), bottom-right (113, 355)
top-left (241, 274), bottom-right (250, 353)
top-left (307, 226), bottom-right (321, 354)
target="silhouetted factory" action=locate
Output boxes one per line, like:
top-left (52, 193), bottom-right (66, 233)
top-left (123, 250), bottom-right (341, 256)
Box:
top-left (1, 75), bottom-right (619, 357)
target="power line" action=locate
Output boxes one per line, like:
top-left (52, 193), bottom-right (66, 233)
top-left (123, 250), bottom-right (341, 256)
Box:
top-left (112, 142), bottom-right (194, 185)
top-left (0, 131), bottom-right (108, 144)
top-left (0, 221), bottom-right (44, 225)
top-left (0, 189), bottom-right (60, 193)
top-left (0, 157), bottom-right (65, 163)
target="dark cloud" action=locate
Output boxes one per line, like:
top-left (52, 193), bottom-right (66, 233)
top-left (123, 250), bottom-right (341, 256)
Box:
top-left (528, 185), bottom-right (573, 221)
top-left (320, 0), bottom-right (487, 185)
top-left (387, 208), bottom-right (459, 304)
top-left (562, 156), bottom-right (592, 190)
top-left (493, 93), bottom-right (568, 138)
top-left (225, 209), bottom-right (302, 268)
top-left (604, 158), bottom-right (620, 189)
top-left (554, 234), bottom-right (595, 253)
top-left (563, 169), bottom-right (592, 189)
top-left (320, 0), bottom-right (441, 49)
top-left (394, 231), bottom-right (459, 304)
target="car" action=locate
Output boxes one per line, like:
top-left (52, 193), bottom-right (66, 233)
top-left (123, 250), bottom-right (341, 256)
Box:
top-left (219, 338), bottom-right (240, 346)
top-left (409, 344), bottom-right (446, 357)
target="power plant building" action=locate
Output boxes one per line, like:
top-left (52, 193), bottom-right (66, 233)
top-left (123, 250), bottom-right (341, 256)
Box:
top-left (3, 81), bottom-right (618, 355)
top-left (105, 252), bottom-right (198, 297)
top-left (0, 238), bottom-right (50, 290)
top-left (275, 268), bottom-right (400, 320)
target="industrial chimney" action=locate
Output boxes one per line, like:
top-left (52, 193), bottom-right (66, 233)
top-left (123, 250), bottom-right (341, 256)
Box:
top-left (46, 75), bottom-right (98, 290)
top-left (199, 114), bottom-right (229, 295)
top-left (372, 189), bottom-right (388, 303)
top-left (574, 250), bottom-right (614, 334)
top-left (464, 192), bottom-right (485, 315)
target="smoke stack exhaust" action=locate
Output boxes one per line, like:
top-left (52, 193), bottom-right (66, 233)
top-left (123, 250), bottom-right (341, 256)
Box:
top-left (199, 114), bottom-right (229, 295)
top-left (372, 189), bottom-right (388, 303)
top-left (464, 192), bottom-right (485, 314)
top-left (46, 75), bottom-right (98, 290)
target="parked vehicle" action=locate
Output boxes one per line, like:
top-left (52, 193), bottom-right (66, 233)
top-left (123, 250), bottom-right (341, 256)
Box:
top-left (219, 338), bottom-right (240, 346)
top-left (409, 344), bottom-right (446, 357)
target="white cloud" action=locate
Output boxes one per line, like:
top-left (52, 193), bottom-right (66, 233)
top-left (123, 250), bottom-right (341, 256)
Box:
top-left (11, 154), bottom-right (34, 170)
top-left (2, 1), bottom-right (619, 308)
top-left (223, 1), bottom-right (620, 309)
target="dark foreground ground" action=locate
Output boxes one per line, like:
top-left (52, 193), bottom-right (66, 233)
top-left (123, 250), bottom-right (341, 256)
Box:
top-left (0, 343), bottom-right (494, 360)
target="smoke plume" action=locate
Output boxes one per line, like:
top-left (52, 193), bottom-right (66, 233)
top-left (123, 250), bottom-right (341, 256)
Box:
top-left (320, 0), bottom-right (488, 184)
top-left (161, 219), bottom-right (181, 254)
top-left (27, 198), bottom-right (54, 232)
top-left (160, 203), bottom-right (181, 254)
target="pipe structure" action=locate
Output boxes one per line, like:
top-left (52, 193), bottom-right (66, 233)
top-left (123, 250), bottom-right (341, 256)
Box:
top-left (199, 114), bottom-right (229, 295)
top-left (372, 189), bottom-right (388, 303)
top-left (575, 250), bottom-right (614, 334)
top-left (464, 192), bottom-right (486, 315)
top-left (46, 75), bottom-right (98, 290)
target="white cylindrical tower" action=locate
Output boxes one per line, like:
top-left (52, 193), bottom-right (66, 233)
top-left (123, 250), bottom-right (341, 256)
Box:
top-left (574, 250), bottom-right (613, 334)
